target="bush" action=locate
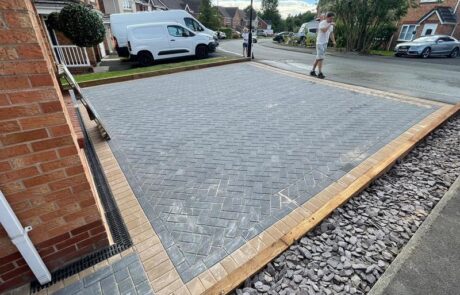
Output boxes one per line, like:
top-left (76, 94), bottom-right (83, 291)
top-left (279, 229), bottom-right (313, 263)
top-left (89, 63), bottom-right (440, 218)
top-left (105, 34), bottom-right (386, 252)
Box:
top-left (306, 35), bottom-right (315, 47)
top-left (219, 27), bottom-right (233, 39)
top-left (47, 12), bottom-right (61, 31)
top-left (58, 4), bottom-right (105, 47)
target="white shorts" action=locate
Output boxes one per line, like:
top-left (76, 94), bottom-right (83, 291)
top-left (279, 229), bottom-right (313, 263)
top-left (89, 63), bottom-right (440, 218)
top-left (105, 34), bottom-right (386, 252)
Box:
top-left (316, 43), bottom-right (328, 60)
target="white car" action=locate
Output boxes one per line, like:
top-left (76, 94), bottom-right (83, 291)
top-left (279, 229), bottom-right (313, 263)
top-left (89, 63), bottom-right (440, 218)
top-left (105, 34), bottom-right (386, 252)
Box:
top-left (111, 10), bottom-right (217, 57)
top-left (216, 31), bottom-right (227, 39)
top-left (127, 22), bottom-right (217, 66)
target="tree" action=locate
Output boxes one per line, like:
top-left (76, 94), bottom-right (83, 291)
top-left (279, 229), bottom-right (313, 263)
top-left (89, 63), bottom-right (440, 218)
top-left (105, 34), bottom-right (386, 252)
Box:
top-left (318, 0), bottom-right (417, 52)
top-left (198, 0), bottom-right (221, 30)
top-left (285, 11), bottom-right (316, 32)
top-left (260, 0), bottom-right (282, 31)
top-left (58, 4), bottom-right (105, 47)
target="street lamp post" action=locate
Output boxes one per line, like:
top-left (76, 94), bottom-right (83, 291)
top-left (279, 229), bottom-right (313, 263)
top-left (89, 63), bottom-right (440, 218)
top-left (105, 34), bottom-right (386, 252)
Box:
top-left (247, 0), bottom-right (253, 58)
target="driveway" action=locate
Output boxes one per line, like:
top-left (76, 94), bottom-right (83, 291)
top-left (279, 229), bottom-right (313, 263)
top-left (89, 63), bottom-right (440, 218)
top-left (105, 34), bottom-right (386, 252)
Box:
top-left (219, 39), bottom-right (460, 104)
top-left (83, 63), bottom-right (438, 284)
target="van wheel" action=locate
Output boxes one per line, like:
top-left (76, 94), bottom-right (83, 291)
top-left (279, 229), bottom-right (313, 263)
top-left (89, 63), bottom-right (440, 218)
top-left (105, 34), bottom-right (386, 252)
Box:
top-left (195, 45), bottom-right (208, 59)
top-left (137, 51), bottom-right (153, 67)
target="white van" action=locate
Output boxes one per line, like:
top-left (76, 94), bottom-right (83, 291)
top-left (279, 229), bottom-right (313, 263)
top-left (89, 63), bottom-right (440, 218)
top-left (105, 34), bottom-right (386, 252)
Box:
top-left (111, 10), bottom-right (217, 57)
top-left (127, 22), bottom-right (217, 66)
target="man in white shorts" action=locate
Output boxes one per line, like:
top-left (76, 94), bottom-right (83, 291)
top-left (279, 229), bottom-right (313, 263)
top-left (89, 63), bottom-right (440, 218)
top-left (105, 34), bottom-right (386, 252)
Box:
top-left (311, 12), bottom-right (336, 79)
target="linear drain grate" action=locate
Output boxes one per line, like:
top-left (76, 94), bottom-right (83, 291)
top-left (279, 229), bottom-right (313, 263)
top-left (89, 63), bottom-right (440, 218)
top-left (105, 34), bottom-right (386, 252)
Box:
top-left (30, 103), bottom-right (133, 293)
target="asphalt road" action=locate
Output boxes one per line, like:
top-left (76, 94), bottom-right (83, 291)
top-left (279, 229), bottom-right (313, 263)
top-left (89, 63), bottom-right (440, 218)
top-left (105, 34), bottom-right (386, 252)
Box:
top-left (218, 39), bottom-right (460, 104)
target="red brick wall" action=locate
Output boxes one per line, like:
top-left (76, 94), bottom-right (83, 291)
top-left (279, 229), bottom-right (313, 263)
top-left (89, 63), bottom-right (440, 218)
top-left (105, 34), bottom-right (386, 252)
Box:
top-left (401, 0), bottom-right (458, 23)
top-left (0, 0), bottom-right (109, 292)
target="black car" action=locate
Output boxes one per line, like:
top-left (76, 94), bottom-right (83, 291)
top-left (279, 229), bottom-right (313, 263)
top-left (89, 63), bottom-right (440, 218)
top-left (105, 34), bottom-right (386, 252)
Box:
top-left (273, 32), bottom-right (289, 43)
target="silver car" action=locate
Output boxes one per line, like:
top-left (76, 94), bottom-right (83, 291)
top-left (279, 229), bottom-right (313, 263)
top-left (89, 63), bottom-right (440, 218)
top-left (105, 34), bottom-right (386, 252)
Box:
top-left (394, 35), bottom-right (460, 58)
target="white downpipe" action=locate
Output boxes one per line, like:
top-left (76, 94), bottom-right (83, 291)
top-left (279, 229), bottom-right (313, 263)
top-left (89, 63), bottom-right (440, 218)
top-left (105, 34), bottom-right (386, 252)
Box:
top-left (0, 191), bottom-right (51, 285)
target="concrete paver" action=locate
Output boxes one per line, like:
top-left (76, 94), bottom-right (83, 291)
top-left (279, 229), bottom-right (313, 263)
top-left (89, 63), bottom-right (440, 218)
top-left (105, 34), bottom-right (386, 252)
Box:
top-left (83, 63), bottom-right (437, 282)
top-left (53, 253), bottom-right (153, 295)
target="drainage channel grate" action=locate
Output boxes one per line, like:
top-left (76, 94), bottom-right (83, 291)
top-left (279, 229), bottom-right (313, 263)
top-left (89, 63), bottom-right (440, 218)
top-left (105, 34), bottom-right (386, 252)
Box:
top-left (30, 103), bottom-right (132, 293)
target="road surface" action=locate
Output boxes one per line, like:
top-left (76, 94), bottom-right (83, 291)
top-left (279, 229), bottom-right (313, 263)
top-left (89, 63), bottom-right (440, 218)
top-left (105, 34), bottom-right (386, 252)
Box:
top-left (218, 39), bottom-right (460, 104)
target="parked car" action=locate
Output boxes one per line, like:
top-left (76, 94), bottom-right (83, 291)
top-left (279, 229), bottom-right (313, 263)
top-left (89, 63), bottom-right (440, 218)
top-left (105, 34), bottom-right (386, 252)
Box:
top-left (232, 30), bottom-right (241, 38)
top-left (273, 32), bottom-right (290, 43)
top-left (296, 20), bottom-right (319, 43)
top-left (216, 31), bottom-right (227, 39)
top-left (394, 35), bottom-right (460, 58)
top-left (257, 29), bottom-right (267, 37)
top-left (111, 10), bottom-right (217, 57)
top-left (127, 22), bottom-right (218, 66)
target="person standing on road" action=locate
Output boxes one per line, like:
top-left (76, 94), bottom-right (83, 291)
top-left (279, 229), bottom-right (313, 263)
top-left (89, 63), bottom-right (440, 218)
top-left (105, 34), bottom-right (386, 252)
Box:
top-left (242, 27), bottom-right (249, 57)
top-left (311, 12), bottom-right (336, 79)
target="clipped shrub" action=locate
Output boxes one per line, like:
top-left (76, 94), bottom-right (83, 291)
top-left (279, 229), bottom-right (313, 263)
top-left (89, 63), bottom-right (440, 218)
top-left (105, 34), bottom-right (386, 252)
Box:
top-left (59, 4), bottom-right (105, 47)
top-left (47, 12), bottom-right (61, 31)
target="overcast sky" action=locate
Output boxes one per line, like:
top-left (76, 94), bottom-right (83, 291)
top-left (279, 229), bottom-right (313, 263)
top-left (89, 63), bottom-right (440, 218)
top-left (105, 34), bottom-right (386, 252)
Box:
top-left (211, 0), bottom-right (317, 18)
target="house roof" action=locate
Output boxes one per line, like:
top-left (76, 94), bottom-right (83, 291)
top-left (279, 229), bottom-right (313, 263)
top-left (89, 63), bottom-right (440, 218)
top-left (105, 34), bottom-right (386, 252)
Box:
top-left (217, 6), bottom-right (239, 18)
top-left (183, 0), bottom-right (201, 13)
top-left (418, 6), bottom-right (457, 24)
top-left (240, 8), bottom-right (257, 20)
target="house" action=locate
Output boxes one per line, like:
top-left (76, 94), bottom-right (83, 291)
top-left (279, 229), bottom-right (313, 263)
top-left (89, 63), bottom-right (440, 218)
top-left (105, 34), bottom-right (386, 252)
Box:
top-left (150, 0), bottom-right (202, 17)
top-left (217, 6), bottom-right (246, 31)
top-left (33, 0), bottom-right (109, 72)
top-left (0, 0), bottom-right (110, 292)
top-left (100, 0), bottom-right (153, 14)
top-left (393, 0), bottom-right (459, 45)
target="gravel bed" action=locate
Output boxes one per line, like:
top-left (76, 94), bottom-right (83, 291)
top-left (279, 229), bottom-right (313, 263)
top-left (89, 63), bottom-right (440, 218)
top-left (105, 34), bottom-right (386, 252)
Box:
top-left (233, 114), bottom-right (460, 295)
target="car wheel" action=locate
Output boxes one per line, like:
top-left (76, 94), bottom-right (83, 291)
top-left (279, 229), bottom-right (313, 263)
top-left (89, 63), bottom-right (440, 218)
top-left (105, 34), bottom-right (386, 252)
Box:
top-left (253, 38), bottom-right (257, 43)
top-left (394, 53), bottom-right (401, 57)
top-left (137, 51), bottom-right (153, 67)
top-left (421, 47), bottom-right (431, 58)
top-left (195, 45), bottom-right (208, 59)
top-left (449, 48), bottom-right (459, 58)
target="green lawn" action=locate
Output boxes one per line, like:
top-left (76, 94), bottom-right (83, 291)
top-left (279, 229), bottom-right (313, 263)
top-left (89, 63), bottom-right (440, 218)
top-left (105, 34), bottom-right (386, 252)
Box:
top-left (369, 50), bottom-right (395, 57)
top-left (71, 56), bottom-right (237, 84)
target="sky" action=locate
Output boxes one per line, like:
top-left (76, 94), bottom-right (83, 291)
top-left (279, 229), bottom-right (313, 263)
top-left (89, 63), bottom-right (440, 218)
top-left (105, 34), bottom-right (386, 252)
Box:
top-left (211, 0), bottom-right (318, 18)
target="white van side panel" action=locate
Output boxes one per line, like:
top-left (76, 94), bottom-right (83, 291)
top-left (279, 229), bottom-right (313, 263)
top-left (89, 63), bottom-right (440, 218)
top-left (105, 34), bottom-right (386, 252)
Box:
top-left (111, 10), bottom-right (213, 47)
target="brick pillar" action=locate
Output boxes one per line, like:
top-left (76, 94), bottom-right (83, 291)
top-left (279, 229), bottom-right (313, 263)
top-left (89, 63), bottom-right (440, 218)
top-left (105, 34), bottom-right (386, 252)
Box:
top-left (0, 0), bottom-right (109, 292)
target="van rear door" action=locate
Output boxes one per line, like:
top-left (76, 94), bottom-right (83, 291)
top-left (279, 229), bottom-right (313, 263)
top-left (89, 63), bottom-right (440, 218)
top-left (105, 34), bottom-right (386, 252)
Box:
top-left (131, 25), bottom-right (169, 58)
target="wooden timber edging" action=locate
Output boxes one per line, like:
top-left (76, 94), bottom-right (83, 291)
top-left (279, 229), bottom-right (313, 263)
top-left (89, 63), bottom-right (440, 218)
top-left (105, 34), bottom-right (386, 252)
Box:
top-left (78, 58), bottom-right (250, 88)
top-left (203, 102), bottom-right (460, 295)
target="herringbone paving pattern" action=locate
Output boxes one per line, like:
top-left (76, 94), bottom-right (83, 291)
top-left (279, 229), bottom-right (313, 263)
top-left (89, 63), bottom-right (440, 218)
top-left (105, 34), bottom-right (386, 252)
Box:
top-left (83, 63), bottom-right (436, 282)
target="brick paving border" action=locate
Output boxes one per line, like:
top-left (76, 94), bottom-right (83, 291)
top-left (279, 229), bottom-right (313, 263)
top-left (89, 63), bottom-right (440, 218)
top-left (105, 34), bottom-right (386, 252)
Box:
top-left (77, 63), bottom-right (459, 295)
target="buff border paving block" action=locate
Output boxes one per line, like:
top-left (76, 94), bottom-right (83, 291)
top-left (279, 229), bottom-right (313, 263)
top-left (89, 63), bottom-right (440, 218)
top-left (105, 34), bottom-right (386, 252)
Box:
top-left (77, 65), bottom-right (459, 295)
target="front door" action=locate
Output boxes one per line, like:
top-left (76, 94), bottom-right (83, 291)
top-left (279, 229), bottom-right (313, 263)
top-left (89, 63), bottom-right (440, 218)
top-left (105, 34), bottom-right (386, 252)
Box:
top-left (421, 23), bottom-right (437, 36)
top-left (165, 25), bottom-right (194, 57)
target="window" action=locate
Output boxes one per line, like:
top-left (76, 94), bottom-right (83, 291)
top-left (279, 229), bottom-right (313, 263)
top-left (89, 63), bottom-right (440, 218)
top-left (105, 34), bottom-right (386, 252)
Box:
top-left (167, 25), bottom-right (193, 37)
top-left (309, 28), bottom-right (317, 33)
top-left (399, 25), bottom-right (416, 41)
top-left (439, 37), bottom-right (455, 42)
top-left (425, 29), bottom-right (433, 35)
top-left (184, 18), bottom-right (203, 32)
top-left (123, 0), bottom-right (132, 9)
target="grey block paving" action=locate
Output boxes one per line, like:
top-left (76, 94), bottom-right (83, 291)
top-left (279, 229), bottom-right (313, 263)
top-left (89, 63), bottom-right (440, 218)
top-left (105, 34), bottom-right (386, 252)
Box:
top-left (83, 63), bottom-right (437, 282)
top-left (53, 253), bottom-right (153, 295)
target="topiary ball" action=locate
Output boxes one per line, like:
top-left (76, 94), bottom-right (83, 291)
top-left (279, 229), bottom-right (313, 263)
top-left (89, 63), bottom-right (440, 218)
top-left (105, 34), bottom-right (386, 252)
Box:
top-left (59, 4), bottom-right (106, 47)
top-left (47, 12), bottom-right (61, 31)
